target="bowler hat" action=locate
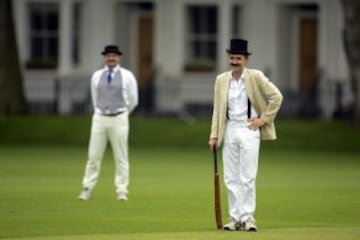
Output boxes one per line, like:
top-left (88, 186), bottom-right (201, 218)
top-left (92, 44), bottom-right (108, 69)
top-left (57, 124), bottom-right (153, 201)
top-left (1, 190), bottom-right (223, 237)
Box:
top-left (101, 45), bottom-right (123, 55)
top-left (226, 39), bottom-right (252, 55)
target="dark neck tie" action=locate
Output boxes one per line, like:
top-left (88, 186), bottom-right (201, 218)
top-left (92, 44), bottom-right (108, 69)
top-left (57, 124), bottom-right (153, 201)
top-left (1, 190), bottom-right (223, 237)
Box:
top-left (107, 69), bottom-right (113, 84)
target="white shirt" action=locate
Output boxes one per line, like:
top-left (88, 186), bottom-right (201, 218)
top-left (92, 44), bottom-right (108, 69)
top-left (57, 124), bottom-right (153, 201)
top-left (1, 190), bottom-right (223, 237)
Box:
top-left (91, 65), bottom-right (138, 114)
top-left (227, 73), bottom-right (258, 121)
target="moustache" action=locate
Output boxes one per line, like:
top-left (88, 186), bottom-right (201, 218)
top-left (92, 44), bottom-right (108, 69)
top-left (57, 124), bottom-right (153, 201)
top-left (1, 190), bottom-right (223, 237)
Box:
top-left (231, 64), bottom-right (240, 67)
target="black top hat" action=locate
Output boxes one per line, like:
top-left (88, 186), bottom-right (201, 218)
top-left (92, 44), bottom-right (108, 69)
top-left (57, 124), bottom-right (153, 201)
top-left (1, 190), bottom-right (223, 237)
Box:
top-left (226, 39), bottom-right (252, 55)
top-left (101, 45), bottom-right (123, 55)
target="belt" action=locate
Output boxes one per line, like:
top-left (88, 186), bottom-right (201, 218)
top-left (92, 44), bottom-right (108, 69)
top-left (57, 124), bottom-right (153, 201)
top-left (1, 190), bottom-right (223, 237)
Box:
top-left (100, 111), bottom-right (124, 117)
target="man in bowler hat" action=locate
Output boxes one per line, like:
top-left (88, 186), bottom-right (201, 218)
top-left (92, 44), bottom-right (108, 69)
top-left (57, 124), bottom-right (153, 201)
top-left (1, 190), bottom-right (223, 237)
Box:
top-left (79, 45), bottom-right (138, 201)
top-left (209, 39), bottom-right (283, 231)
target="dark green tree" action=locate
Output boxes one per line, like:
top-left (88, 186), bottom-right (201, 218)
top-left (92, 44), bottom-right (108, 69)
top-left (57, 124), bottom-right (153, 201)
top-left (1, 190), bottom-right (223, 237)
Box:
top-left (342, 0), bottom-right (360, 120)
top-left (0, 0), bottom-right (27, 115)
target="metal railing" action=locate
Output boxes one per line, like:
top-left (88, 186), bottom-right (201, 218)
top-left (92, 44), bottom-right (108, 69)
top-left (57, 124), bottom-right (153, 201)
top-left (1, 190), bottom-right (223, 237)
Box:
top-left (23, 71), bottom-right (350, 119)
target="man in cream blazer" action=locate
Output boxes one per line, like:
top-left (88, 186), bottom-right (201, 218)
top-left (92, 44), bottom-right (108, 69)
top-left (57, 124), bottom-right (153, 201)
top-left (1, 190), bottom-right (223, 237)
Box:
top-left (209, 39), bottom-right (283, 231)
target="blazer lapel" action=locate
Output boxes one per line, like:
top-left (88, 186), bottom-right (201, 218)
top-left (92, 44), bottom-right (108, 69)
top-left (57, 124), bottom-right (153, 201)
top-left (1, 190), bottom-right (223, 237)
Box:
top-left (220, 71), bottom-right (231, 107)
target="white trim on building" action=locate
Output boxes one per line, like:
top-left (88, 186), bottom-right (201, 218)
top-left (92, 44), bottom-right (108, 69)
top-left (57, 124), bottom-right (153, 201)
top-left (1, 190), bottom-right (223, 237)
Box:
top-left (12, 0), bottom-right (351, 117)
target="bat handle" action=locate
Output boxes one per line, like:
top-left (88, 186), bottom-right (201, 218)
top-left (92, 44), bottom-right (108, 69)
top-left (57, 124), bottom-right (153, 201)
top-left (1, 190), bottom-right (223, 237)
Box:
top-left (213, 146), bottom-right (218, 173)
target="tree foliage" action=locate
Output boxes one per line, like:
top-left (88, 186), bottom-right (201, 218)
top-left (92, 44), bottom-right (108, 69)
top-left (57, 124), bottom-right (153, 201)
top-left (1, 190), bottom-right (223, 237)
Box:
top-left (0, 0), bottom-right (27, 115)
top-left (342, 0), bottom-right (360, 119)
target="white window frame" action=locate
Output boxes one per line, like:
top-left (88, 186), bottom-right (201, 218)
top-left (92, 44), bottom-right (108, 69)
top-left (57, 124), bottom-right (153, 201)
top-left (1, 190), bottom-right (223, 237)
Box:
top-left (185, 5), bottom-right (218, 70)
top-left (28, 2), bottom-right (59, 62)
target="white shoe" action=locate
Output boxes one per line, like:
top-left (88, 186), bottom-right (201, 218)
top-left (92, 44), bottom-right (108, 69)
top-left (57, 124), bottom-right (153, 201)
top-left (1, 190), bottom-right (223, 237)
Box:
top-left (223, 221), bottom-right (240, 231)
top-left (78, 188), bottom-right (91, 200)
top-left (117, 193), bottom-right (128, 201)
top-left (243, 218), bottom-right (257, 232)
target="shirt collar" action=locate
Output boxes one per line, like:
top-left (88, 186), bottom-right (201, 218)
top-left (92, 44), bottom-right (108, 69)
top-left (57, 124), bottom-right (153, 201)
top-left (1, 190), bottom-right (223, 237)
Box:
top-left (104, 65), bottom-right (120, 72)
top-left (230, 70), bottom-right (245, 81)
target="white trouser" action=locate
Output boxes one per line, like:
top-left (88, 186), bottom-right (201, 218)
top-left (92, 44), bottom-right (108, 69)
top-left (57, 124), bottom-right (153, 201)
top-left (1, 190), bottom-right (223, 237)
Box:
top-left (82, 112), bottom-right (129, 194)
top-left (222, 120), bottom-right (260, 222)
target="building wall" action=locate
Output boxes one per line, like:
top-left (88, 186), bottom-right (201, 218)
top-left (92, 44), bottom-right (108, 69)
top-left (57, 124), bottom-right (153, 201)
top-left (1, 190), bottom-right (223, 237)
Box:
top-left (318, 0), bottom-right (351, 118)
top-left (12, 0), bottom-right (351, 117)
top-left (155, 0), bottom-right (184, 78)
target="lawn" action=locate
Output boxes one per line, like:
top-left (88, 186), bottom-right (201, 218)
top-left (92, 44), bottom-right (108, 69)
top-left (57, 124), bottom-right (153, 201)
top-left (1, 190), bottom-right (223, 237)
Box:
top-left (0, 146), bottom-right (359, 240)
top-left (0, 117), bottom-right (359, 239)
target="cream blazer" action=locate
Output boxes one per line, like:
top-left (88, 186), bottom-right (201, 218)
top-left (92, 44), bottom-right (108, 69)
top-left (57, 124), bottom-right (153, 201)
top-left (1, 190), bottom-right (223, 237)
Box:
top-left (210, 68), bottom-right (283, 146)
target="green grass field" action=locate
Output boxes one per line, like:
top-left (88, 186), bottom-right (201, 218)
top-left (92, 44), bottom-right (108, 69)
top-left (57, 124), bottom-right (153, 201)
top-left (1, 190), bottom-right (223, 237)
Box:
top-left (0, 117), bottom-right (360, 239)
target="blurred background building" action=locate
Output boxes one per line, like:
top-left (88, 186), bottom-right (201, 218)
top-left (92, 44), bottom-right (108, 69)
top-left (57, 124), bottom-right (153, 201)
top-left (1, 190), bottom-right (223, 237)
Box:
top-left (12, 0), bottom-right (352, 118)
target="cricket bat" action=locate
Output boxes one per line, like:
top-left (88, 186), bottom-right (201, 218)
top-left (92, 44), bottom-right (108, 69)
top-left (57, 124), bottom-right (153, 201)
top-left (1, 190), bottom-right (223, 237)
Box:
top-left (213, 146), bottom-right (222, 229)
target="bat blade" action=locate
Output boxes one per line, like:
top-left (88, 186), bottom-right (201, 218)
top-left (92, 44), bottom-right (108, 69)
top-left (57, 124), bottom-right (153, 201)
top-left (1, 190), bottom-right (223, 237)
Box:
top-left (214, 172), bottom-right (222, 229)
